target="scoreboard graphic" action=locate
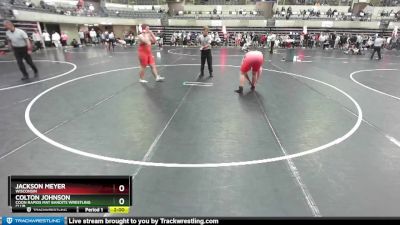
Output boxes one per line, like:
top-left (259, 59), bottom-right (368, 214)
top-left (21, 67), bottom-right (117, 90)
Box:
top-left (8, 176), bottom-right (132, 213)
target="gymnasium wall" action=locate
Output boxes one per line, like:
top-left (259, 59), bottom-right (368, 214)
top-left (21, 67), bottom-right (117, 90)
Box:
top-left (275, 20), bottom-right (381, 29)
top-left (168, 19), bottom-right (267, 27)
top-left (255, 1), bottom-right (274, 18)
top-left (183, 5), bottom-right (257, 12)
top-left (104, 3), bottom-right (168, 10)
top-left (59, 23), bottom-right (80, 44)
top-left (371, 6), bottom-right (400, 18)
top-left (12, 9), bottom-right (161, 26)
top-left (168, 18), bottom-right (382, 29)
top-left (29, 0), bottom-right (43, 5)
top-left (112, 25), bottom-right (136, 38)
top-left (168, 2), bottom-right (185, 16)
top-left (388, 21), bottom-right (400, 29)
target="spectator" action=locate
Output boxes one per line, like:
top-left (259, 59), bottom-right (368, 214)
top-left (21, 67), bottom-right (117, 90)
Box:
top-left (32, 29), bottom-right (43, 51)
top-left (186, 32), bottom-right (191, 47)
top-left (60, 32), bottom-right (68, 46)
top-left (42, 30), bottom-right (51, 47)
top-left (100, 31), bottom-right (105, 45)
top-left (359, 9), bottom-right (364, 18)
top-left (88, 4), bottom-right (94, 16)
top-left (301, 9), bottom-right (306, 19)
top-left (129, 33), bottom-right (135, 46)
top-left (39, 0), bottom-right (45, 9)
top-left (287, 7), bottom-right (292, 16)
top-left (327, 8), bottom-right (332, 18)
top-left (275, 8), bottom-right (280, 17)
top-left (300, 33), bottom-right (304, 47)
top-left (334, 34), bottom-right (340, 49)
top-left (78, 30), bottom-right (85, 45)
top-left (158, 32), bottom-right (164, 49)
top-left (170, 34), bottom-right (176, 46)
top-left (254, 33), bottom-right (260, 47)
top-left (356, 34), bottom-right (363, 48)
top-left (25, 1), bottom-right (33, 8)
top-left (107, 31), bottom-right (115, 52)
top-left (260, 33), bottom-right (267, 48)
top-left (330, 33), bottom-right (336, 48)
top-left (123, 31), bottom-right (129, 45)
top-left (51, 31), bottom-right (61, 48)
top-left (332, 9), bottom-right (337, 17)
top-left (77, 0), bottom-right (83, 9)
top-left (304, 33), bottom-right (310, 48)
top-left (71, 39), bottom-right (79, 48)
top-left (223, 32), bottom-right (228, 46)
top-left (96, 30), bottom-right (101, 43)
top-left (89, 28), bottom-right (97, 44)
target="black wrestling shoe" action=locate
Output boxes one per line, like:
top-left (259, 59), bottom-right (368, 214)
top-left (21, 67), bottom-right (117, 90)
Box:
top-left (234, 86), bottom-right (243, 94)
top-left (209, 72), bottom-right (213, 77)
top-left (199, 72), bottom-right (204, 77)
top-left (21, 76), bottom-right (29, 81)
top-left (251, 85), bottom-right (255, 91)
top-left (34, 71), bottom-right (39, 78)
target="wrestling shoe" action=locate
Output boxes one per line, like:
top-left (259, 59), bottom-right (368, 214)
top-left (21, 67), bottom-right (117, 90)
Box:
top-left (155, 76), bottom-right (165, 82)
top-left (234, 86), bottom-right (243, 94)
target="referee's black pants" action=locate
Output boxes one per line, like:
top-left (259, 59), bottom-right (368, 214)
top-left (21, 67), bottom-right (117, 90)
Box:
top-left (34, 41), bottom-right (42, 51)
top-left (270, 41), bottom-right (275, 54)
top-left (200, 49), bottom-right (213, 75)
top-left (370, 46), bottom-right (382, 60)
top-left (13, 46), bottom-right (38, 78)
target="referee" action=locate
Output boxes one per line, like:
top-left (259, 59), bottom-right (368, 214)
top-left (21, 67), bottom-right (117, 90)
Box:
top-left (198, 26), bottom-right (213, 77)
top-left (4, 20), bottom-right (38, 80)
top-left (370, 34), bottom-right (384, 60)
top-left (269, 32), bottom-right (276, 54)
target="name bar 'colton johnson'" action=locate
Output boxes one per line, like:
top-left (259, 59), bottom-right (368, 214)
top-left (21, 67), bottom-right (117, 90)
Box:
top-left (15, 195), bottom-right (71, 201)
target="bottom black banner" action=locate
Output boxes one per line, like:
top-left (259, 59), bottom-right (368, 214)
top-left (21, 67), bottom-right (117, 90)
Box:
top-left (67, 217), bottom-right (400, 225)
top-left (68, 217), bottom-right (219, 225)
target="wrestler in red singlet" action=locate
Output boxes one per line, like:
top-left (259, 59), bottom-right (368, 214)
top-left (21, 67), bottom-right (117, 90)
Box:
top-left (137, 24), bottom-right (164, 83)
top-left (235, 50), bottom-right (264, 94)
top-left (138, 38), bottom-right (155, 67)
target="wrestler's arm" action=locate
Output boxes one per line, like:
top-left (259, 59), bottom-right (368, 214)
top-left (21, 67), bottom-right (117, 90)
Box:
top-left (138, 34), bottom-right (151, 45)
top-left (146, 27), bottom-right (157, 44)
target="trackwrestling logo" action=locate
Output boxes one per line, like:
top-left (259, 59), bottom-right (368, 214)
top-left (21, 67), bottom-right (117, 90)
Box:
top-left (2, 217), bottom-right (64, 225)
